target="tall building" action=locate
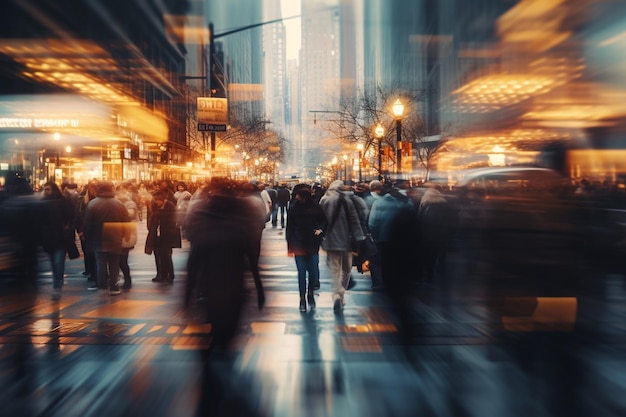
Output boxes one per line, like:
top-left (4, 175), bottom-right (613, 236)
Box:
top-left (263, 0), bottom-right (288, 137)
top-left (300, 0), bottom-right (341, 179)
top-left (206, 0), bottom-right (264, 123)
top-left (0, 0), bottom-right (191, 184)
top-left (286, 58), bottom-right (301, 175)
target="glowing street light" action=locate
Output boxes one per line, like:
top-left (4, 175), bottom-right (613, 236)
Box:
top-left (374, 123), bottom-right (385, 180)
top-left (356, 143), bottom-right (364, 182)
top-left (392, 99), bottom-right (405, 176)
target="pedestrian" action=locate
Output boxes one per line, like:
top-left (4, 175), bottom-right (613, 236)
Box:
top-left (0, 177), bottom-right (40, 287)
top-left (83, 181), bottom-right (130, 295)
top-left (238, 182), bottom-right (268, 274)
top-left (417, 185), bottom-right (457, 282)
top-left (174, 181), bottom-right (192, 239)
top-left (362, 180), bottom-right (385, 290)
top-left (40, 181), bottom-right (78, 299)
top-left (265, 183), bottom-right (278, 227)
top-left (77, 181), bottom-right (98, 280)
top-left (319, 180), bottom-right (365, 313)
top-left (368, 181), bottom-right (418, 346)
top-left (286, 186), bottom-right (327, 312)
top-left (158, 179), bottom-right (177, 205)
top-left (256, 182), bottom-right (273, 223)
top-left (185, 178), bottom-right (265, 350)
top-left (277, 184), bottom-right (291, 228)
top-left (344, 185), bottom-right (376, 279)
top-left (145, 191), bottom-right (181, 285)
top-left (368, 183), bottom-right (416, 291)
top-left (116, 184), bottom-right (139, 289)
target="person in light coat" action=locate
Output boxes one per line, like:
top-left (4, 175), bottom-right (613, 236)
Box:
top-left (319, 180), bottom-right (364, 313)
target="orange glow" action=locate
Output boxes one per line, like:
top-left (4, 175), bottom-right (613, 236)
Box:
top-left (228, 83), bottom-right (264, 102)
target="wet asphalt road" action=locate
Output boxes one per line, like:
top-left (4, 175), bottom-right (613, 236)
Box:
top-left (1, 220), bottom-right (626, 417)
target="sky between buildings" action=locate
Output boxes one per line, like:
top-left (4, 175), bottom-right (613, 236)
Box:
top-left (280, 0), bottom-right (301, 61)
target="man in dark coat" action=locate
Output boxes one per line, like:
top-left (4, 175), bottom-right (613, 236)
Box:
top-left (145, 191), bottom-right (181, 284)
top-left (277, 184), bottom-right (291, 228)
top-left (83, 181), bottom-right (129, 294)
top-left (286, 187), bottom-right (326, 311)
top-left (185, 180), bottom-right (264, 349)
top-left (40, 181), bottom-right (77, 298)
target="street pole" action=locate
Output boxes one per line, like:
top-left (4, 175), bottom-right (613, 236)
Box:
top-left (374, 124), bottom-right (385, 182)
top-left (396, 119), bottom-right (402, 177)
top-left (392, 99), bottom-right (405, 178)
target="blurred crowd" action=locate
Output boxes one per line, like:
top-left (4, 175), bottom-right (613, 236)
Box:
top-left (1, 171), bottom-right (625, 331)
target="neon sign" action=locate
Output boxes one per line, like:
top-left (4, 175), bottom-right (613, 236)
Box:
top-left (0, 118), bottom-right (80, 128)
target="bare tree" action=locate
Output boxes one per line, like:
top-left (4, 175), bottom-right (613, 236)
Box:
top-left (219, 114), bottom-right (286, 163)
top-left (316, 84), bottom-right (431, 178)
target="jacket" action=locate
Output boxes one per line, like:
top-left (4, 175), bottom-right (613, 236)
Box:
top-left (83, 191), bottom-right (130, 253)
top-left (318, 180), bottom-right (364, 251)
top-left (368, 190), bottom-right (415, 244)
top-left (117, 193), bottom-right (138, 249)
top-left (286, 198), bottom-right (327, 256)
top-left (145, 199), bottom-right (182, 252)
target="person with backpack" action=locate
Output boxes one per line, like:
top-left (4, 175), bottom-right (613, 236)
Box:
top-left (319, 180), bottom-right (365, 313)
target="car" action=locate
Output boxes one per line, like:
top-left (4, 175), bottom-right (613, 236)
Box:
top-left (452, 166), bottom-right (586, 298)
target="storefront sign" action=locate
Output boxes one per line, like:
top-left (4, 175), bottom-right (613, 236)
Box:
top-left (0, 117), bottom-right (80, 129)
top-left (197, 97), bottom-right (227, 131)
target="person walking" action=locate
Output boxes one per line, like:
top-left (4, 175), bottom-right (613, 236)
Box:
top-left (368, 184), bottom-right (416, 290)
top-left (116, 184), bottom-right (139, 289)
top-left (83, 181), bottom-right (130, 295)
top-left (40, 181), bottom-right (77, 299)
top-left (174, 181), bottom-right (192, 239)
top-left (256, 182), bottom-right (273, 224)
top-left (319, 180), bottom-right (365, 313)
top-left (286, 187), bottom-right (327, 312)
top-left (77, 181), bottom-right (98, 280)
top-left (185, 179), bottom-right (265, 351)
top-left (264, 183), bottom-right (278, 228)
top-left (277, 184), bottom-right (291, 228)
top-left (145, 191), bottom-right (181, 285)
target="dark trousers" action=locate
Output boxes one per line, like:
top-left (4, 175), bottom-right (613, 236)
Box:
top-left (81, 238), bottom-right (95, 275)
top-left (119, 248), bottom-right (131, 279)
top-left (155, 246), bottom-right (174, 281)
top-left (95, 251), bottom-right (121, 290)
top-left (271, 204), bottom-right (279, 226)
top-left (278, 205), bottom-right (287, 227)
top-left (294, 253), bottom-right (320, 297)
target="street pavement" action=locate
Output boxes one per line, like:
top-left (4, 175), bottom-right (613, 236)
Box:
top-left (1, 219), bottom-right (626, 417)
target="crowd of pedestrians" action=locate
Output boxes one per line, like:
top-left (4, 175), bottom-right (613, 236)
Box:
top-left (0, 174), bottom-right (466, 327)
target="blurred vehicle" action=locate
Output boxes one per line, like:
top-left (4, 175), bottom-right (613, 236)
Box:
top-left (453, 166), bottom-right (587, 300)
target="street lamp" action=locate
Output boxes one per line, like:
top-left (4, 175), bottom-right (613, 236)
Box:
top-left (52, 132), bottom-right (61, 182)
top-left (65, 145), bottom-right (72, 182)
top-left (392, 99), bottom-right (405, 176)
top-left (374, 123), bottom-right (385, 181)
top-left (332, 156), bottom-right (338, 180)
top-left (342, 154), bottom-right (348, 183)
top-left (356, 143), bottom-right (364, 183)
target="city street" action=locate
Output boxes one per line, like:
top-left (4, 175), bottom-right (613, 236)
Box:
top-left (1, 219), bottom-right (626, 417)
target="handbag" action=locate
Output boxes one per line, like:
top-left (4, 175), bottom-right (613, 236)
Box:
top-left (64, 229), bottom-right (80, 259)
top-left (360, 233), bottom-right (377, 259)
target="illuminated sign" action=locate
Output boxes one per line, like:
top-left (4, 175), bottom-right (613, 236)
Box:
top-left (0, 117), bottom-right (80, 129)
top-left (197, 97), bottom-right (227, 131)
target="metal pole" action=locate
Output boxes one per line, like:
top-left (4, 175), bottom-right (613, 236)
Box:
top-left (396, 119), bottom-right (402, 177)
top-left (358, 151), bottom-right (362, 183)
top-left (377, 138), bottom-right (382, 181)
